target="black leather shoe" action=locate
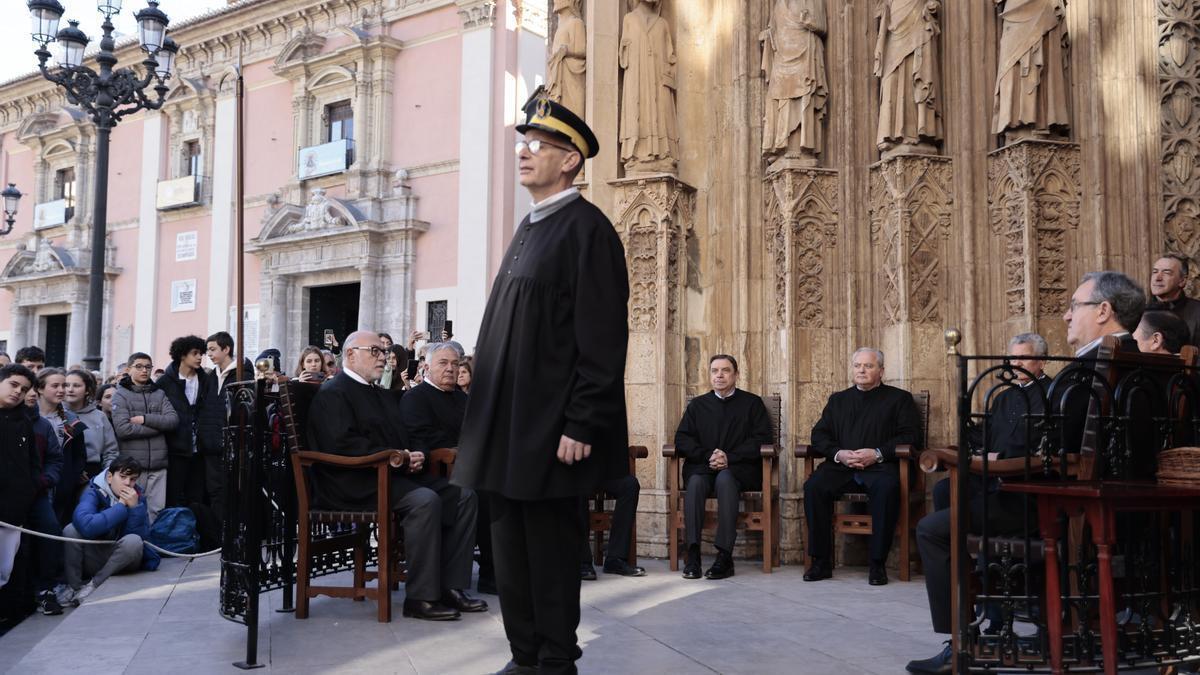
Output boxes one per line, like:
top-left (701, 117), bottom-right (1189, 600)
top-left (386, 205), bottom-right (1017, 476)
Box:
top-left (493, 660), bottom-right (538, 675)
top-left (580, 563), bottom-right (597, 581)
top-left (442, 589), bottom-right (488, 612)
top-left (704, 551), bottom-right (734, 580)
top-left (603, 558), bottom-right (646, 577)
top-left (402, 598), bottom-right (460, 621)
top-left (803, 559), bottom-right (832, 582)
top-left (868, 564), bottom-right (889, 586)
top-left (682, 547), bottom-right (702, 579)
top-left (906, 641), bottom-right (952, 674)
top-left (477, 575), bottom-right (498, 595)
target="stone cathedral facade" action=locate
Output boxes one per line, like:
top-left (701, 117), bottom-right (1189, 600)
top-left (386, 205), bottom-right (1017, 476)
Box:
top-left (547, 0), bottom-right (1200, 563)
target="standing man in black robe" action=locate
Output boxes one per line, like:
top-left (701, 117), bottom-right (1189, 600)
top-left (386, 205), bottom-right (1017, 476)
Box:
top-left (454, 88), bottom-right (629, 675)
top-left (673, 354), bottom-right (773, 580)
top-left (308, 330), bottom-right (486, 621)
top-left (803, 347), bottom-right (922, 586)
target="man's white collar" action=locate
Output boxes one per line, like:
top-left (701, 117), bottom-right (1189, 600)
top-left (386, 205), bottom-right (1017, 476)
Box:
top-left (529, 186), bottom-right (580, 223)
top-left (343, 368), bottom-right (372, 386)
top-left (1074, 331), bottom-right (1130, 357)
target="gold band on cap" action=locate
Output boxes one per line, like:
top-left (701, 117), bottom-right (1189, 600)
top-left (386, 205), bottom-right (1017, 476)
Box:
top-left (529, 113), bottom-right (590, 157)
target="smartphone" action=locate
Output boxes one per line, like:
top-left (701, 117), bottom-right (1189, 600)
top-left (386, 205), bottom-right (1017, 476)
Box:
top-left (406, 359), bottom-right (419, 380)
top-left (309, 371), bottom-right (326, 383)
top-left (443, 320), bottom-right (453, 338)
top-left (323, 329), bottom-right (334, 347)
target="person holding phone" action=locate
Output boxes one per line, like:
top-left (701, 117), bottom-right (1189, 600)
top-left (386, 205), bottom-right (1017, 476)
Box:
top-left (455, 88), bottom-right (629, 675)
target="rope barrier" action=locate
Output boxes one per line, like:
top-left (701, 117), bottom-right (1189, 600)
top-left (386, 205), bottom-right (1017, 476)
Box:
top-left (0, 520), bottom-right (223, 559)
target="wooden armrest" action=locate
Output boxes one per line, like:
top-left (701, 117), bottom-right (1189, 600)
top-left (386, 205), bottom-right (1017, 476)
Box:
top-left (429, 447), bottom-right (457, 465)
top-left (662, 444), bottom-right (677, 458)
top-left (296, 449), bottom-right (408, 468)
top-left (794, 444), bottom-right (819, 459)
top-left (629, 445), bottom-right (649, 459)
top-left (918, 447), bottom-right (1046, 477)
top-left (894, 444), bottom-right (914, 460)
top-left (760, 444), bottom-right (778, 458)
top-left (919, 447), bottom-right (959, 473)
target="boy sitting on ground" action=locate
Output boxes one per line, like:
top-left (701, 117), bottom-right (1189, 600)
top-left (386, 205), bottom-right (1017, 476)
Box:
top-left (62, 456), bottom-right (160, 604)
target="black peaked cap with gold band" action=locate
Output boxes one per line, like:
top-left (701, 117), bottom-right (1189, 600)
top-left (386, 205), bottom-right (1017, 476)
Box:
top-left (516, 86), bottom-right (599, 159)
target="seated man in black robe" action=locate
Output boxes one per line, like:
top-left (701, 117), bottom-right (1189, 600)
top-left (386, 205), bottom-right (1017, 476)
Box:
top-left (908, 332), bottom-right (1050, 675)
top-left (674, 354), bottom-right (773, 580)
top-left (307, 331), bottom-right (486, 621)
top-left (399, 340), bottom-right (497, 595)
top-left (803, 347), bottom-right (921, 586)
top-left (579, 468), bottom-right (643, 580)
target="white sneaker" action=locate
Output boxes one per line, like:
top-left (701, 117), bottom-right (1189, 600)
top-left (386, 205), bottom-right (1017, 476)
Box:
top-left (74, 582), bottom-right (96, 603)
top-left (57, 585), bottom-right (78, 608)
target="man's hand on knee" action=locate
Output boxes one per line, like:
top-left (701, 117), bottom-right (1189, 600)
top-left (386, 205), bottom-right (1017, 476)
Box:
top-left (556, 435), bottom-right (591, 465)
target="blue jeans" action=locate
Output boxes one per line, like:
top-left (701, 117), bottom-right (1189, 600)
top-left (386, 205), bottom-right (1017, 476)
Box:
top-left (25, 495), bottom-right (64, 593)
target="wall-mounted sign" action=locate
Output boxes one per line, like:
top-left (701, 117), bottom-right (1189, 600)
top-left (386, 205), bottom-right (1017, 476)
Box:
top-left (171, 279), bottom-right (197, 312)
top-left (33, 199), bottom-right (68, 230)
top-left (228, 304), bottom-right (260, 354)
top-left (157, 175), bottom-right (199, 209)
top-left (175, 231), bottom-right (198, 261)
top-left (298, 138), bottom-right (351, 179)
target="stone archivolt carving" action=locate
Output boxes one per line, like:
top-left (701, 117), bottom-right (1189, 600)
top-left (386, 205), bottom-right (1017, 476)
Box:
top-left (619, 0), bottom-right (679, 175)
top-left (548, 0), bottom-right (586, 117)
top-left (764, 168), bottom-right (839, 328)
top-left (611, 176), bottom-right (696, 332)
top-left (987, 140), bottom-right (1080, 318)
top-left (1159, 0), bottom-right (1200, 294)
top-left (760, 0), bottom-right (829, 167)
top-left (869, 156), bottom-right (953, 325)
top-left (874, 0), bottom-right (944, 157)
top-left (3, 237), bottom-right (74, 278)
top-left (295, 188), bottom-right (346, 233)
top-left (994, 0), bottom-right (1071, 138)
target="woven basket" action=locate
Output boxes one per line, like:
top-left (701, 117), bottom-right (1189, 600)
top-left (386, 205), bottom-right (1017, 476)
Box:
top-left (1157, 447), bottom-right (1200, 488)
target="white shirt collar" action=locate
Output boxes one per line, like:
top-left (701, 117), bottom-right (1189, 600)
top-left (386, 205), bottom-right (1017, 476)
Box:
top-left (1074, 331), bottom-right (1130, 357)
top-left (713, 388), bottom-right (736, 400)
top-left (529, 186), bottom-right (580, 223)
top-left (424, 379), bottom-right (449, 393)
top-left (343, 368), bottom-right (372, 386)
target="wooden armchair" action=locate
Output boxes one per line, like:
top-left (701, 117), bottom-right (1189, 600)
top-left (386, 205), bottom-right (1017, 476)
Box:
top-left (278, 379), bottom-right (408, 623)
top-left (663, 394), bottom-right (781, 573)
top-left (796, 389), bottom-right (930, 582)
top-left (585, 445), bottom-right (649, 565)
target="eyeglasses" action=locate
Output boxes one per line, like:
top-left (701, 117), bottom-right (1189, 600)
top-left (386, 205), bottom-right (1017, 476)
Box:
top-left (515, 139), bottom-right (574, 156)
top-left (1068, 300), bottom-right (1102, 312)
top-left (347, 346), bottom-right (385, 358)
top-left (130, 363), bottom-right (153, 371)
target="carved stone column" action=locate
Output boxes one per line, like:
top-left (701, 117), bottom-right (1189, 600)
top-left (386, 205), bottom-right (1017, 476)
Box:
top-left (869, 154), bottom-right (954, 431)
top-left (609, 174), bottom-right (695, 558)
top-left (987, 139), bottom-right (1082, 351)
top-left (764, 164), bottom-right (842, 563)
top-left (1159, 0), bottom-right (1200, 291)
top-left (10, 305), bottom-right (29, 355)
top-left (266, 276), bottom-right (289, 357)
top-left (67, 300), bottom-right (87, 367)
top-left (357, 265), bottom-right (380, 332)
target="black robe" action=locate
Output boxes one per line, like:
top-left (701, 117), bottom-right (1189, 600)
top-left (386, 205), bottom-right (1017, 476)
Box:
top-left (968, 374), bottom-right (1050, 459)
top-left (810, 384), bottom-right (922, 475)
top-left (454, 195), bottom-right (630, 501)
top-left (673, 390), bottom-right (773, 490)
top-left (401, 381), bottom-right (468, 452)
top-left (306, 372), bottom-right (449, 510)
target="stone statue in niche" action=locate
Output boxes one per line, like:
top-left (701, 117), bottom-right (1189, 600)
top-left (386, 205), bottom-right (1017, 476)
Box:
top-left (760, 0), bottom-right (829, 168)
top-left (619, 0), bottom-right (679, 174)
top-left (548, 0), bottom-right (586, 117)
top-left (293, 188), bottom-right (340, 233)
top-left (874, 0), bottom-right (944, 157)
top-left (993, 0), bottom-right (1070, 139)
top-left (32, 237), bottom-right (57, 273)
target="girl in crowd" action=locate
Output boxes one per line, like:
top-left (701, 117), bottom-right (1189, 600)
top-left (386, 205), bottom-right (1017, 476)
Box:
top-left (97, 383), bottom-right (117, 420)
top-left (457, 360), bottom-right (473, 394)
top-left (63, 369), bottom-right (119, 477)
top-left (294, 346), bottom-right (326, 383)
top-left (385, 344), bottom-right (410, 392)
top-left (36, 368), bottom-right (88, 525)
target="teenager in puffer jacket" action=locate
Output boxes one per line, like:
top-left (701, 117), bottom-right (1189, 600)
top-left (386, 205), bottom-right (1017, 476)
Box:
top-left (111, 352), bottom-right (178, 523)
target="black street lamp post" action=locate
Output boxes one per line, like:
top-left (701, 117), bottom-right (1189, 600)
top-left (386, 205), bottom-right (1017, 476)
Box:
top-left (28, 0), bottom-right (177, 373)
top-left (1, 184), bottom-right (22, 236)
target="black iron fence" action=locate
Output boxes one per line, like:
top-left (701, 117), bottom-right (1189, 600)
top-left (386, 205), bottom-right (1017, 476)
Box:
top-left (946, 345), bottom-right (1200, 672)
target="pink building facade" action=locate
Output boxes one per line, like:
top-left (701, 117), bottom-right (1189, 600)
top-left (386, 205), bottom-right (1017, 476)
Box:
top-left (0, 0), bottom-right (547, 372)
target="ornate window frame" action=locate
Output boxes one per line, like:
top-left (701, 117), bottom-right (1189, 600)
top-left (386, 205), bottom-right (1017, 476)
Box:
top-left (161, 77), bottom-right (216, 207)
top-left (16, 108), bottom-right (94, 237)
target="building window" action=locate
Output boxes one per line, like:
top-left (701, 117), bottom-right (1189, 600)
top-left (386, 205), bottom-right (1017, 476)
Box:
top-left (183, 140), bottom-right (201, 177)
top-left (53, 167), bottom-right (75, 220)
top-left (324, 100), bottom-right (354, 165)
top-left (426, 300), bottom-right (448, 338)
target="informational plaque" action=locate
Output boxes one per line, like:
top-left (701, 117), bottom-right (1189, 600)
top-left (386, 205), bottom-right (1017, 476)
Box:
top-left (175, 231), bottom-right (198, 261)
top-left (171, 279), bottom-right (197, 312)
top-left (228, 305), bottom-right (261, 354)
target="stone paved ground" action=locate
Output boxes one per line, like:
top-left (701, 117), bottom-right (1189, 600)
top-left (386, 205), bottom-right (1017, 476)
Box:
top-left (0, 556), bottom-right (946, 674)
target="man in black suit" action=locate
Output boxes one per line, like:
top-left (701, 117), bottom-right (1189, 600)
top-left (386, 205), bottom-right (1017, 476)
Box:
top-left (308, 331), bottom-right (486, 621)
top-left (802, 347), bottom-right (922, 586)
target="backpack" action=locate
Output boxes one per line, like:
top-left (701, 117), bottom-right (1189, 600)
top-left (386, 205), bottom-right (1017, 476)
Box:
top-left (147, 507), bottom-right (200, 554)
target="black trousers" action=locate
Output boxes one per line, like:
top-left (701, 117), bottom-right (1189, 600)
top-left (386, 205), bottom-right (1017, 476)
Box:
top-left (167, 454), bottom-right (207, 509)
top-left (684, 470), bottom-right (744, 551)
top-left (491, 495), bottom-right (584, 675)
top-left (579, 474), bottom-right (640, 564)
top-left (204, 453), bottom-right (225, 524)
top-left (803, 462), bottom-right (900, 564)
top-left (476, 495), bottom-right (494, 585)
